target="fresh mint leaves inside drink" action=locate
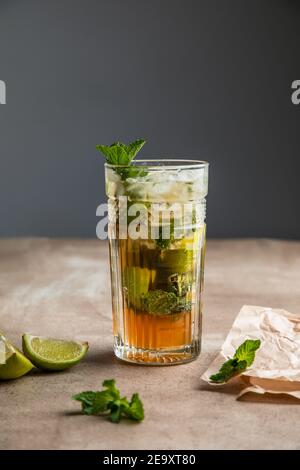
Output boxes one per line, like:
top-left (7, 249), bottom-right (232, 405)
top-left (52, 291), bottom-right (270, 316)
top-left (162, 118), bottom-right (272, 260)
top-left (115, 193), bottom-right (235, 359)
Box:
top-left (73, 379), bottom-right (144, 423)
top-left (209, 339), bottom-right (261, 383)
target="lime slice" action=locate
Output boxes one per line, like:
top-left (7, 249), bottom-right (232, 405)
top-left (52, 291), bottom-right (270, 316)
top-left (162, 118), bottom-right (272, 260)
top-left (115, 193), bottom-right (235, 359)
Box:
top-left (123, 266), bottom-right (156, 310)
top-left (22, 334), bottom-right (89, 371)
top-left (173, 225), bottom-right (205, 249)
top-left (0, 333), bottom-right (34, 380)
top-left (157, 248), bottom-right (194, 274)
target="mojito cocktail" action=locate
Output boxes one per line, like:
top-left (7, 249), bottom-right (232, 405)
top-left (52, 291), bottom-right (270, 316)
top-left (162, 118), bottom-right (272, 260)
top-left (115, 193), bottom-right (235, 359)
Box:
top-left (104, 156), bottom-right (209, 365)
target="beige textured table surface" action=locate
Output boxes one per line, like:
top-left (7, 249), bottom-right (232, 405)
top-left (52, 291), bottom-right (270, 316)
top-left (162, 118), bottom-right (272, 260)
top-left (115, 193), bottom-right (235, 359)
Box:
top-left (1, 238), bottom-right (300, 450)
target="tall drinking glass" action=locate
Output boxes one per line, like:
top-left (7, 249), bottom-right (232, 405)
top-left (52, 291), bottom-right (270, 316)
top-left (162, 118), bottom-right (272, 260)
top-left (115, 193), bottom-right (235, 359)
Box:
top-left (105, 159), bottom-right (209, 365)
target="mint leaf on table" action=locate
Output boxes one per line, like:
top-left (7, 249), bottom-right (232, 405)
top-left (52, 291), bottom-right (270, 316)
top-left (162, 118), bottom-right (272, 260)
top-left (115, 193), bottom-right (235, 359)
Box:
top-left (96, 139), bottom-right (147, 180)
top-left (72, 379), bottom-right (144, 423)
top-left (73, 390), bottom-right (113, 415)
top-left (209, 339), bottom-right (261, 384)
top-left (124, 393), bottom-right (144, 421)
top-left (102, 379), bottom-right (121, 400)
top-left (109, 394), bottom-right (144, 423)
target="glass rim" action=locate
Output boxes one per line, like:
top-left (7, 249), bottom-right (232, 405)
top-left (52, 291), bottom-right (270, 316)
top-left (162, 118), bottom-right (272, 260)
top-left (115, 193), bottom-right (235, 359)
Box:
top-left (105, 158), bottom-right (209, 170)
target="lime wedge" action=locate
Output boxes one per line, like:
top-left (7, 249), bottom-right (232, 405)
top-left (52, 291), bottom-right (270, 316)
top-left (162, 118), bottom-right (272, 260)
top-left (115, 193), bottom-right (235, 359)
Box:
top-left (22, 334), bottom-right (89, 371)
top-left (157, 248), bottom-right (194, 274)
top-left (123, 266), bottom-right (156, 310)
top-left (0, 333), bottom-right (34, 380)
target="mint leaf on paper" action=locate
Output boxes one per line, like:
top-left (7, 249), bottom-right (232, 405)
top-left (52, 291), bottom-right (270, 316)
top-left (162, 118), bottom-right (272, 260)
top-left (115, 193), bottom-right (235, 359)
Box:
top-left (209, 359), bottom-right (247, 384)
top-left (234, 339), bottom-right (261, 366)
top-left (209, 339), bottom-right (261, 384)
top-left (72, 379), bottom-right (144, 423)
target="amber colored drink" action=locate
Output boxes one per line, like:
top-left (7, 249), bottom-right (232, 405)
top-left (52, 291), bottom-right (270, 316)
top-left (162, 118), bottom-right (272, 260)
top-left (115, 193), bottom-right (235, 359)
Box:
top-left (106, 159), bottom-right (209, 365)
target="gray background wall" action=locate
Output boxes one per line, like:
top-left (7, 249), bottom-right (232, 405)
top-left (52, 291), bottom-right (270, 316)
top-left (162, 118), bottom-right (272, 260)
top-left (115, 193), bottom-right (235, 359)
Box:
top-left (0, 0), bottom-right (299, 238)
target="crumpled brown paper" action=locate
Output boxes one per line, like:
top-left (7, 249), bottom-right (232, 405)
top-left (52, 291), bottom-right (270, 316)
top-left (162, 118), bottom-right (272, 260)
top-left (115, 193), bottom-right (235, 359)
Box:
top-left (201, 305), bottom-right (300, 399)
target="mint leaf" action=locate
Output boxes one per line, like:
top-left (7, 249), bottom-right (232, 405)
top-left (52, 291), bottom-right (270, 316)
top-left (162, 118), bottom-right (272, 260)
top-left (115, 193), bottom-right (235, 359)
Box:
top-left (126, 139), bottom-right (146, 160)
top-left (108, 397), bottom-right (132, 423)
top-left (118, 165), bottom-right (148, 180)
top-left (209, 339), bottom-right (261, 384)
top-left (96, 142), bottom-right (130, 165)
top-left (96, 139), bottom-right (146, 166)
top-left (72, 390), bottom-right (113, 415)
top-left (234, 339), bottom-right (261, 366)
top-left (109, 403), bottom-right (123, 423)
top-left (72, 390), bottom-right (97, 415)
top-left (72, 379), bottom-right (144, 423)
top-left (102, 379), bottom-right (121, 400)
top-left (209, 359), bottom-right (247, 384)
top-left (125, 393), bottom-right (144, 421)
top-left (171, 299), bottom-right (192, 314)
top-left (96, 139), bottom-right (147, 180)
top-left (141, 290), bottom-right (178, 315)
top-left (72, 390), bottom-right (97, 406)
